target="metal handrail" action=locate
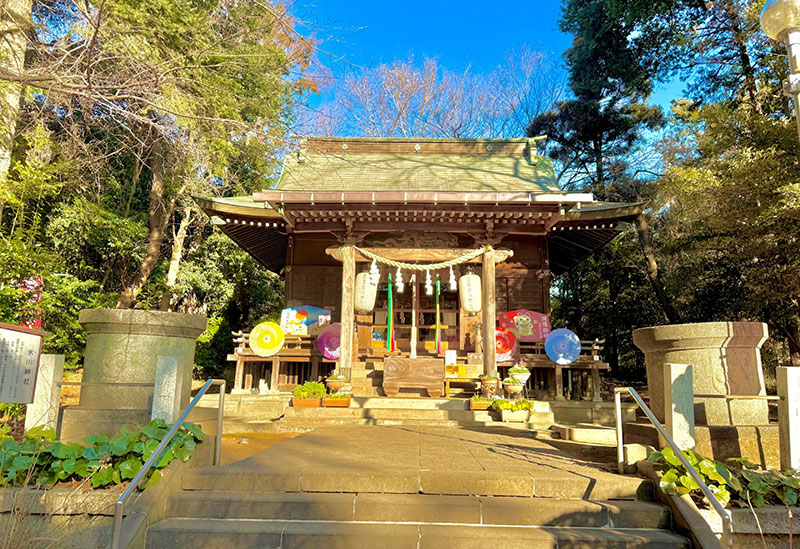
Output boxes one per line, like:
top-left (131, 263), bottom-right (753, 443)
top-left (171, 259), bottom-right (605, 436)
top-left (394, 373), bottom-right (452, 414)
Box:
top-left (110, 378), bottom-right (226, 549)
top-left (614, 387), bottom-right (733, 548)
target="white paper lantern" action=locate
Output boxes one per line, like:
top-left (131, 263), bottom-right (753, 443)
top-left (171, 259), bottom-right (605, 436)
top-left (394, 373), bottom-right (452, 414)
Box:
top-left (354, 271), bottom-right (378, 313)
top-left (459, 273), bottom-right (482, 313)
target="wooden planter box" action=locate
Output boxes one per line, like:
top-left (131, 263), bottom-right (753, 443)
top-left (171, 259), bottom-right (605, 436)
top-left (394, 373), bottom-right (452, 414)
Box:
top-left (470, 400), bottom-right (491, 410)
top-left (292, 397), bottom-right (321, 408)
top-left (324, 396), bottom-right (351, 407)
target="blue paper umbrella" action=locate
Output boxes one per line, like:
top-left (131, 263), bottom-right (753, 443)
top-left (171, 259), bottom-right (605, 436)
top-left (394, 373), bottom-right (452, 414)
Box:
top-left (544, 328), bottom-right (581, 365)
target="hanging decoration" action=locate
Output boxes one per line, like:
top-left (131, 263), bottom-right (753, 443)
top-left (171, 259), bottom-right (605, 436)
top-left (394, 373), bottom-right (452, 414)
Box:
top-left (354, 271), bottom-right (378, 313)
top-left (395, 267), bottom-right (404, 293)
top-left (387, 273), bottom-right (396, 351)
top-left (425, 269), bottom-right (433, 295)
top-left (449, 266), bottom-right (457, 291)
top-left (435, 274), bottom-right (442, 355)
top-left (369, 259), bottom-right (380, 285)
top-left (459, 271), bottom-right (482, 314)
top-left (353, 245), bottom-right (489, 271)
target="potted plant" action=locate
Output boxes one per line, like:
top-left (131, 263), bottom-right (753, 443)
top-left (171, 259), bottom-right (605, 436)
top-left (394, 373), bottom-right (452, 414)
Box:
top-left (323, 392), bottom-right (351, 407)
top-left (508, 360), bottom-right (531, 385)
top-left (479, 375), bottom-right (500, 398)
top-left (325, 374), bottom-right (347, 392)
top-left (470, 395), bottom-right (492, 410)
top-left (491, 399), bottom-right (531, 423)
top-left (503, 377), bottom-right (524, 395)
top-left (292, 381), bottom-right (326, 408)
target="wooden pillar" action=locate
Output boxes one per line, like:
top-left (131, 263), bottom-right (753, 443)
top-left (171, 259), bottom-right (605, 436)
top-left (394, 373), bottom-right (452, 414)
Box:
top-left (339, 245), bottom-right (355, 374)
top-left (482, 246), bottom-right (497, 377)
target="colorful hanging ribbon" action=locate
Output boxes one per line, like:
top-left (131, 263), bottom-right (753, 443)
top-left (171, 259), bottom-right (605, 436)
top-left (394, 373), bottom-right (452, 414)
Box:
top-left (435, 274), bottom-right (441, 355)
top-left (387, 273), bottom-right (396, 351)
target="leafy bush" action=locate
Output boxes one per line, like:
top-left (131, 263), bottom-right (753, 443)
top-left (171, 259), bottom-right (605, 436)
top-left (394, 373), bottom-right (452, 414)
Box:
top-left (471, 395), bottom-right (492, 403)
top-left (324, 393), bottom-right (349, 399)
top-left (490, 399), bottom-right (533, 412)
top-left (648, 447), bottom-right (800, 508)
top-left (509, 363), bottom-right (529, 374)
top-left (502, 378), bottom-right (522, 385)
top-left (326, 374), bottom-right (346, 381)
top-left (292, 381), bottom-right (326, 399)
top-left (0, 420), bottom-right (204, 489)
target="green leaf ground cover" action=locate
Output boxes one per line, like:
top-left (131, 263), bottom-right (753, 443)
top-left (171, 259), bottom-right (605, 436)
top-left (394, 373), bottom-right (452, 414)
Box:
top-left (649, 447), bottom-right (799, 509)
top-left (0, 420), bottom-right (204, 489)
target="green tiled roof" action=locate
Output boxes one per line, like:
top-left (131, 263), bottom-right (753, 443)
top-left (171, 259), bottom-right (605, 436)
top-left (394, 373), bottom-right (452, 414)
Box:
top-left (275, 138), bottom-right (560, 193)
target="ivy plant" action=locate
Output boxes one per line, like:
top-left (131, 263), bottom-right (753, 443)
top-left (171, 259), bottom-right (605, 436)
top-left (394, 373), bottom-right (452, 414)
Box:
top-left (0, 420), bottom-right (204, 489)
top-left (648, 447), bottom-right (800, 509)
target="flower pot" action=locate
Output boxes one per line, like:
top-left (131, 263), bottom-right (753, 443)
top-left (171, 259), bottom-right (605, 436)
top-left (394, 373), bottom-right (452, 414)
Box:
top-left (501, 409), bottom-right (530, 423)
top-left (326, 380), bottom-right (346, 391)
top-left (504, 384), bottom-right (523, 394)
top-left (324, 396), bottom-right (351, 407)
top-left (470, 400), bottom-right (491, 411)
top-left (292, 397), bottom-right (321, 408)
top-left (510, 371), bottom-right (530, 385)
top-left (480, 378), bottom-right (500, 398)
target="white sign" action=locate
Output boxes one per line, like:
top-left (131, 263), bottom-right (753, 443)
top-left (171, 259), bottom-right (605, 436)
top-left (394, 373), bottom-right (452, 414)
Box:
top-left (0, 322), bottom-right (45, 404)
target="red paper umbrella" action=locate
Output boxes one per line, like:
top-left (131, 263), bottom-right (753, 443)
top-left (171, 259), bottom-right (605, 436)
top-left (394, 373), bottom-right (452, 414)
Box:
top-left (495, 327), bottom-right (518, 362)
top-left (317, 323), bottom-right (341, 360)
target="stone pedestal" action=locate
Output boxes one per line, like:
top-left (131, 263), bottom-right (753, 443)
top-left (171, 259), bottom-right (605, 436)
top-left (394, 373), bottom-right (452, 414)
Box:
top-left (60, 309), bottom-right (206, 442)
top-left (633, 322), bottom-right (769, 425)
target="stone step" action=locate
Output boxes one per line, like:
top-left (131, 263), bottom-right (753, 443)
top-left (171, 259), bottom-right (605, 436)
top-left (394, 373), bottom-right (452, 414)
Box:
top-left (182, 466), bottom-right (653, 500)
top-left (552, 423), bottom-right (617, 445)
top-left (284, 407), bottom-right (494, 420)
top-left (146, 518), bottom-right (689, 548)
top-left (275, 412), bottom-right (556, 431)
top-left (166, 491), bottom-right (670, 529)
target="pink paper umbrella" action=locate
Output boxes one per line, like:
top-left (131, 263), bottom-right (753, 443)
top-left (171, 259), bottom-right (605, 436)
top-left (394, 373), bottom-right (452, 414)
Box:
top-left (317, 323), bottom-right (342, 360)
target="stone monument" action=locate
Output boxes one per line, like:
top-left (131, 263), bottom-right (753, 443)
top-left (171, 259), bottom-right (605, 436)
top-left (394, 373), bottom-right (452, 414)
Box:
top-left (59, 309), bottom-right (206, 442)
top-left (633, 322), bottom-right (769, 425)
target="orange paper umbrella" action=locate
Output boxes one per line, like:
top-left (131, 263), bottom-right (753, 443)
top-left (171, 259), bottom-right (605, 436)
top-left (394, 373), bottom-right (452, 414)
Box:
top-left (495, 327), bottom-right (517, 362)
top-left (249, 321), bottom-right (285, 357)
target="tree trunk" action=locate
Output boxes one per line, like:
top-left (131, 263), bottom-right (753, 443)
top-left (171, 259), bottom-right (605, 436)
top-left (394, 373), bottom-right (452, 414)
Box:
top-left (159, 207), bottom-right (192, 311)
top-left (785, 316), bottom-right (800, 367)
top-left (116, 138), bottom-right (171, 308)
top-left (634, 213), bottom-right (682, 324)
top-left (0, 0), bottom-right (32, 184)
top-left (723, 0), bottom-right (761, 113)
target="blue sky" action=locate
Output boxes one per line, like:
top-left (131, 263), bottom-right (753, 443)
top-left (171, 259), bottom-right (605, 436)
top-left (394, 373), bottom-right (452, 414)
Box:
top-left (296, 0), bottom-right (684, 112)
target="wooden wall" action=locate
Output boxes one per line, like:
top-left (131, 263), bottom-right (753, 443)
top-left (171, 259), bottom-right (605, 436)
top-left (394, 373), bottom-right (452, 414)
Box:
top-left (285, 232), bottom-right (551, 322)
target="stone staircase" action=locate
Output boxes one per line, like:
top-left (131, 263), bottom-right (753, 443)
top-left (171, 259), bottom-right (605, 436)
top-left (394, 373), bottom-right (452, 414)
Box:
top-left (278, 396), bottom-right (555, 431)
top-left (146, 465), bottom-right (689, 548)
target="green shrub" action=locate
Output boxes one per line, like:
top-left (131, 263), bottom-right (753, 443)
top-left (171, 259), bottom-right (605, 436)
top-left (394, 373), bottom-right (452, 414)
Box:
top-left (292, 381), bottom-right (326, 399)
top-left (325, 393), bottom-right (349, 399)
top-left (471, 395), bottom-right (492, 402)
top-left (0, 420), bottom-right (204, 489)
top-left (490, 399), bottom-right (532, 412)
top-left (648, 447), bottom-right (800, 508)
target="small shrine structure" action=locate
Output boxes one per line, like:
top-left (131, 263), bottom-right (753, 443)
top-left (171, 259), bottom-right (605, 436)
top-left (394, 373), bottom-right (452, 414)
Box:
top-left (196, 137), bottom-right (644, 398)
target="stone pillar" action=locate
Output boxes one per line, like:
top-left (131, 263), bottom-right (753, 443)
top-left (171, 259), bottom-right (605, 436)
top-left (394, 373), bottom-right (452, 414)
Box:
top-left (633, 322), bottom-right (769, 425)
top-left (339, 246), bottom-right (355, 376)
top-left (24, 354), bottom-right (64, 433)
top-left (778, 366), bottom-right (800, 470)
top-left (481, 246), bottom-right (497, 377)
top-left (664, 363), bottom-right (695, 451)
top-left (151, 355), bottom-right (185, 424)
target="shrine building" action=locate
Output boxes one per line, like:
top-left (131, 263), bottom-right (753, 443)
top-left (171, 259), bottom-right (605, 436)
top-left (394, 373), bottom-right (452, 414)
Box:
top-left (196, 137), bottom-right (644, 400)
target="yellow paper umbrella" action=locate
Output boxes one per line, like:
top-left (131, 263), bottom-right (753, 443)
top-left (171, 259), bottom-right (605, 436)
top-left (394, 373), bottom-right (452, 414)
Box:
top-left (249, 321), bottom-right (285, 357)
